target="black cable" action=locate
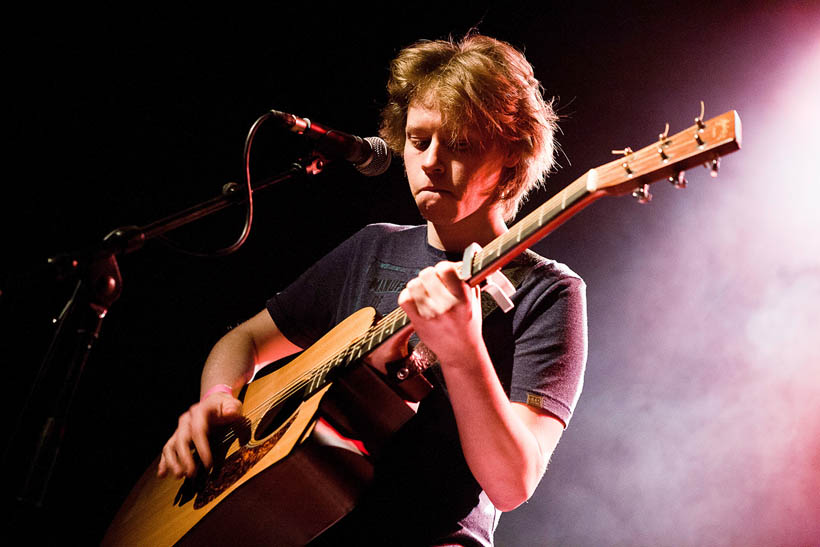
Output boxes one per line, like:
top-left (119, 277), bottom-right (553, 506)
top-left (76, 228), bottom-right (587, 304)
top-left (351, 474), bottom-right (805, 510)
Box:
top-left (157, 111), bottom-right (277, 257)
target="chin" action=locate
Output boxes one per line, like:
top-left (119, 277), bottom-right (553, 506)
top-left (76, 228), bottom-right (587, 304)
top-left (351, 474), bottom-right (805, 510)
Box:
top-left (417, 200), bottom-right (462, 226)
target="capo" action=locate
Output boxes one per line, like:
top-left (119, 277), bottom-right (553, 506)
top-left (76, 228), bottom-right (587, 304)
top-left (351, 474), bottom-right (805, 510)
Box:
top-left (461, 243), bottom-right (516, 312)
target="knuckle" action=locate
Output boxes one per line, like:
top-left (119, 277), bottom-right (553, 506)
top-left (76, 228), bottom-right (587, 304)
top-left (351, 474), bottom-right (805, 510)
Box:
top-left (178, 414), bottom-right (188, 426)
top-left (435, 261), bottom-right (452, 273)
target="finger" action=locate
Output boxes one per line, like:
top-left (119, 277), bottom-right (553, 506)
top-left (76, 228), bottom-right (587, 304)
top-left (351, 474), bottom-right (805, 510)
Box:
top-left (214, 396), bottom-right (243, 423)
top-left (405, 276), bottom-right (438, 319)
top-left (190, 403), bottom-right (213, 470)
top-left (161, 437), bottom-right (183, 478)
top-left (157, 453), bottom-right (168, 477)
top-left (196, 396), bottom-right (243, 469)
top-left (423, 264), bottom-right (464, 303)
top-left (434, 261), bottom-right (469, 298)
top-left (417, 267), bottom-right (460, 315)
top-left (173, 413), bottom-right (198, 477)
top-left (398, 287), bottom-right (419, 317)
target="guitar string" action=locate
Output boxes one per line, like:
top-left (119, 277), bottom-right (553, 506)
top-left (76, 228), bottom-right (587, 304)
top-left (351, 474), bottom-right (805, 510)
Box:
top-left (213, 121), bottom-right (716, 447)
top-left (213, 309), bottom-right (407, 447)
top-left (223, 306), bottom-right (405, 433)
top-left (213, 119), bottom-right (720, 447)
top-left (209, 119), bottom-right (724, 450)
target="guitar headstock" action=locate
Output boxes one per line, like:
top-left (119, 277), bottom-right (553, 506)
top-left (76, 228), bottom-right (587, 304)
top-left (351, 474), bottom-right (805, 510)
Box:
top-left (587, 106), bottom-right (742, 200)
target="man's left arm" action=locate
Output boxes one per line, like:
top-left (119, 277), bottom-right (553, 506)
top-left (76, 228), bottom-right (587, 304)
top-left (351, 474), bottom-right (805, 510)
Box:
top-left (399, 261), bottom-right (567, 511)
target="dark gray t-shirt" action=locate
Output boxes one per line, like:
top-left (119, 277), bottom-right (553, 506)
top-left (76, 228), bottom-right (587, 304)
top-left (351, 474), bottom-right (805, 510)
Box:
top-left (267, 223), bottom-right (587, 546)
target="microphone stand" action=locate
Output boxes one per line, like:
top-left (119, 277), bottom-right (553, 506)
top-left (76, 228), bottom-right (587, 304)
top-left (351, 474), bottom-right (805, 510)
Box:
top-left (12, 158), bottom-right (319, 509)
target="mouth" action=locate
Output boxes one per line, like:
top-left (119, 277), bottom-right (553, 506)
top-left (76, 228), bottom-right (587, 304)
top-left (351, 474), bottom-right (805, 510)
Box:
top-left (418, 185), bottom-right (452, 195)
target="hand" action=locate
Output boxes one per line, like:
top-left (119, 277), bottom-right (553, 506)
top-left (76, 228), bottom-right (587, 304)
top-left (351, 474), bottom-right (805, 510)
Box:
top-left (398, 261), bottom-right (484, 368)
top-left (157, 391), bottom-right (243, 479)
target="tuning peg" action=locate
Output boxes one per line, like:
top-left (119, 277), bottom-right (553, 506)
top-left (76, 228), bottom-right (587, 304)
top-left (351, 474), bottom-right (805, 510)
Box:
top-left (657, 123), bottom-right (671, 162)
top-left (612, 147), bottom-right (634, 178)
top-left (669, 170), bottom-right (687, 189)
top-left (621, 162), bottom-right (634, 177)
top-left (706, 156), bottom-right (720, 177)
top-left (632, 184), bottom-right (652, 203)
top-left (658, 123), bottom-right (670, 142)
top-left (694, 100), bottom-right (706, 131)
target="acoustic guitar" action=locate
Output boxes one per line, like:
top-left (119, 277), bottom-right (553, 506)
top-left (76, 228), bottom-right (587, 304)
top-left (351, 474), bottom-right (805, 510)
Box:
top-left (103, 108), bottom-right (741, 546)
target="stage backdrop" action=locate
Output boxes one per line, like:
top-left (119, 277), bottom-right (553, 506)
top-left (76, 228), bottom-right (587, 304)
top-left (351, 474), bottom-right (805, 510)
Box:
top-left (2, 3), bottom-right (818, 545)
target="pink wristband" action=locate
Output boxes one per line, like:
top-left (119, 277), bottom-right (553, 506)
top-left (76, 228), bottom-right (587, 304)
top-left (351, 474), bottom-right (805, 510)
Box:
top-left (201, 384), bottom-right (233, 401)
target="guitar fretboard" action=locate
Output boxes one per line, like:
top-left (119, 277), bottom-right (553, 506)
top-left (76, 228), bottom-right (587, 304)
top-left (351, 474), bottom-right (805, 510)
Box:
top-left (304, 109), bottom-right (741, 394)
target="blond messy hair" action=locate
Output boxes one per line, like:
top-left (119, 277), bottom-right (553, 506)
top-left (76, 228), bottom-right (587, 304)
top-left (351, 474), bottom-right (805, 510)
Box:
top-left (380, 34), bottom-right (558, 220)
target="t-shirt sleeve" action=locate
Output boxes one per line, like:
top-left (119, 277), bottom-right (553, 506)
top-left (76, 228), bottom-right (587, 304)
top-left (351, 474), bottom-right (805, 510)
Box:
top-left (508, 271), bottom-right (587, 427)
top-left (265, 230), bottom-right (364, 350)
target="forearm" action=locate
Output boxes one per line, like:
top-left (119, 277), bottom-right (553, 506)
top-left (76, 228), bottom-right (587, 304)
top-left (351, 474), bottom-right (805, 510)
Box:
top-left (199, 310), bottom-right (302, 398)
top-left (398, 262), bottom-right (557, 510)
top-left (199, 328), bottom-right (259, 398)
top-left (440, 344), bottom-right (550, 512)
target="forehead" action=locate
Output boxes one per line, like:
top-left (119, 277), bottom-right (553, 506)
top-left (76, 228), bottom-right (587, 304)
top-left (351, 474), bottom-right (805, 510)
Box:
top-left (405, 102), bottom-right (480, 142)
top-left (405, 103), bottom-right (442, 131)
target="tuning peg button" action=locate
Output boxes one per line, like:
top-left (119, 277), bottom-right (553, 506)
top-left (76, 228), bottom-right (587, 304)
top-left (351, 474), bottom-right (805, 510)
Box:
top-left (632, 184), bottom-right (653, 203)
top-left (708, 157), bottom-right (720, 177)
top-left (669, 170), bottom-right (687, 189)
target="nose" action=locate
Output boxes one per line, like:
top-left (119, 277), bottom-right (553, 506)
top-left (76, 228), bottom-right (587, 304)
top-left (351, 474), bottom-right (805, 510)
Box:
top-left (421, 139), bottom-right (445, 175)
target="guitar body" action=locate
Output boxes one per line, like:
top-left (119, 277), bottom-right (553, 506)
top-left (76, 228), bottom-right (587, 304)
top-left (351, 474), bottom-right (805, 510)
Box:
top-left (103, 307), bottom-right (380, 547)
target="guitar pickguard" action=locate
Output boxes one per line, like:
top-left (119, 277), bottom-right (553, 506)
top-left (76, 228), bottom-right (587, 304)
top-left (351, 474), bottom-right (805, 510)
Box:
top-left (171, 411), bottom-right (300, 509)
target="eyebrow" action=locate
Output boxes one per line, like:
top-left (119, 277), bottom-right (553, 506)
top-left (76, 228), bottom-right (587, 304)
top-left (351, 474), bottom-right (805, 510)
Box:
top-left (405, 122), bottom-right (432, 134)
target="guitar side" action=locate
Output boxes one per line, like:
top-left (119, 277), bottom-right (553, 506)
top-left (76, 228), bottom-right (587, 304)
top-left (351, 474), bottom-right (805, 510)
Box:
top-left (102, 307), bottom-right (377, 547)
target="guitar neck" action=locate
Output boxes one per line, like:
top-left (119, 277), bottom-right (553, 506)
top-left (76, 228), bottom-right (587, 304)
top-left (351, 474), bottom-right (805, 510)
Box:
top-left (315, 109), bottom-right (742, 382)
top-left (468, 109), bottom-right (742, 283)
top-left (468, 173), bottom-right (603, 285)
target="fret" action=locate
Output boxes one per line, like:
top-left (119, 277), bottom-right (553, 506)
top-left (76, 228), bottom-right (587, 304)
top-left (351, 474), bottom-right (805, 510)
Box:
top-left (338, 344), bottom-right (352, 367)
top-left (315, 365), bottom-right (327, 389)
top-left (317, 359), bottom-right (332, 387)
top-left (390, 314), bottom-right (403, 336)
top-left (308, 367), bottom-right (322, 392)
top-left (351, 340), bottom-right (363, 362)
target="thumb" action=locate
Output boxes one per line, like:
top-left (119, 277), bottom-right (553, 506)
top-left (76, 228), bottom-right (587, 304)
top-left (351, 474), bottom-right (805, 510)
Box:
top-left (214, 396), bottom-right (243, 422)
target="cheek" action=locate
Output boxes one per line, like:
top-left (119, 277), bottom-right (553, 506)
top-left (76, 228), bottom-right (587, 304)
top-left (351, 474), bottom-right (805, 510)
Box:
top-left (405, 161), bottom-right (422, 190)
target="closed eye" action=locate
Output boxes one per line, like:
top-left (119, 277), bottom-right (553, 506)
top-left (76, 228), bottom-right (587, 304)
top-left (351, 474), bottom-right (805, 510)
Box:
top-left (451, 139), bottom-right (471, 152)
top-left (407, 137), bottom-right (430, 151)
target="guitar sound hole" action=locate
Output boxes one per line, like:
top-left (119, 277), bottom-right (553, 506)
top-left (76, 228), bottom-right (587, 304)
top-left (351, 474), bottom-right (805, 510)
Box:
top-left (254, 393), bottom-right (303, 441)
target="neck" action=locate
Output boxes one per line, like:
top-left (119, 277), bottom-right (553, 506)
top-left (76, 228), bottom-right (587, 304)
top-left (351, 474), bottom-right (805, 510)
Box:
top-left (426, 207), bottom-right (508, 253)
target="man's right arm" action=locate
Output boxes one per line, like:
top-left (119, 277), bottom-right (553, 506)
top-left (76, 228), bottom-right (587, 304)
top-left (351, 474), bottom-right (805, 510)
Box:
top-left (157, 310), bottom-right (301, 478)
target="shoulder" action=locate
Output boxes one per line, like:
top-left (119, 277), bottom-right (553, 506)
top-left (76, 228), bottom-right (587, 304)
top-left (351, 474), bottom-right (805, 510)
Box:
top-left (318, 223), bottom-right (421, 258)
top-left (509, 249), bottom-right (585, 294)
top-left (345, 223), bottom-right (427, 256)
top-left (504, 249), bottom-right (587, 339)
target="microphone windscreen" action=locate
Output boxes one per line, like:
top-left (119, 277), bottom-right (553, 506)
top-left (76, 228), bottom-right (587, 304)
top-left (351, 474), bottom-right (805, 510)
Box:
top-left (356, 137), bottom-right (392, 176)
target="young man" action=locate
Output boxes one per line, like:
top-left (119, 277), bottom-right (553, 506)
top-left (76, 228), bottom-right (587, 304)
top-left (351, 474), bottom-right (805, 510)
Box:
top-left (158, 34), bottom-right (587, 545)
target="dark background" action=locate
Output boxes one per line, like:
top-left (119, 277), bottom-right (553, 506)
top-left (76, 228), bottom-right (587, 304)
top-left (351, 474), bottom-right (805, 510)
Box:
top-left (3, 3), bottom-right (819, 545)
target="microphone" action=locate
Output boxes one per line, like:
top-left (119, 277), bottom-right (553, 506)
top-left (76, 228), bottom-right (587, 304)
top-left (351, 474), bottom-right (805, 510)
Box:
top-left (270, 109), bottom-right (391, 176)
